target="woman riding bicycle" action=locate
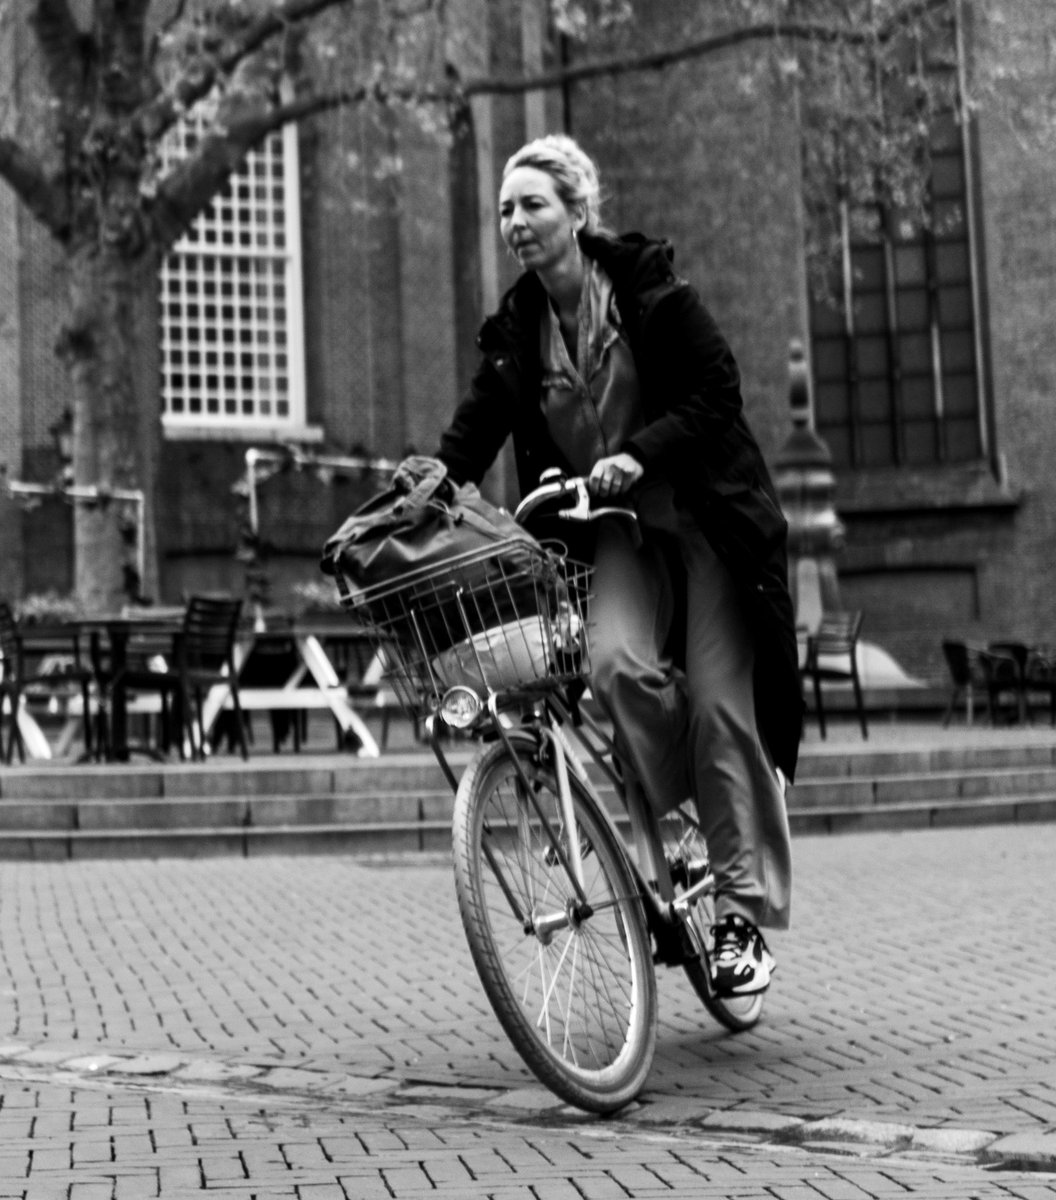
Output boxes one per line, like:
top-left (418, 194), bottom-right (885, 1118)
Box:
top-left (435, 133), bottom-right (802, 998)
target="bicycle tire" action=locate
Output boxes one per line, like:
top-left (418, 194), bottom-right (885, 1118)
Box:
top-left (452, 733), bottom-right (658, 1113)
top-left (659, 807), bottom-right (766, 1033)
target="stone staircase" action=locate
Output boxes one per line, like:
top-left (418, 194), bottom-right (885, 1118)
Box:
top-left (788, 738), bottom-right (1056, 833)
top-left (1, 729), bottom-right (1055, 859)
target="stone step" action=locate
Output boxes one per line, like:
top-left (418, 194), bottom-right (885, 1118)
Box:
top-left (0, 775), bottom-right (1054, 859)
top-left (0, 823), bottom-right (456, 861)
top-left (1, 791), bottom-right (1054, 861)
top-left (0, 792), bottom-right (457, 831)
top-left (796, 742), bottom-right (1056, 778)
top-left (791, 792), bottom-right (1056, 834)
top-left (1, 731), bottom-right (1054, 858)
top-left (789, 764), bottom-right (1056, 809)
top-left (3, 739), bottom-right (1055, 800)
top-left (0, 752), bottom-right (469, 802)
top-left (2, 760), bottom-right (1054, 830)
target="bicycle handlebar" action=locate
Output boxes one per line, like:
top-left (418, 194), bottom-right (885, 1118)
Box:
top-left (513, 470), bottom-right (640, 535)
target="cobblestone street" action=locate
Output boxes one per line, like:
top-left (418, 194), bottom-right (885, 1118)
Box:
top-left (1, 822), bottom-right (1055, 1197)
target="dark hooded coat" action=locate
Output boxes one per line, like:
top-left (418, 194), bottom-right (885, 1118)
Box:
top-left (437, 230), bottom-right (804, 781)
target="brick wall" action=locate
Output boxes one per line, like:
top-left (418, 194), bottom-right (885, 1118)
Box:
top-left (568, 1), bottom-right (809, 466)
top-left (5, 1), bottom-right (1056, 685)
top-left (972, 3), bottom-right (1056, 649)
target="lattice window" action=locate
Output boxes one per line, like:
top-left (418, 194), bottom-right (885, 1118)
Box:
top-left (159, 108), bottom-right (306, 432)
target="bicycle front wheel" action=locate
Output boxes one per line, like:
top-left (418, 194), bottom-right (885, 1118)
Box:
top-left (452, 733), bottom-right (657, 1113)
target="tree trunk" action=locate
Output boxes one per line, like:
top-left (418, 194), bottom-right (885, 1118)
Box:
top-left (64, 245), bottom-right (161, 611)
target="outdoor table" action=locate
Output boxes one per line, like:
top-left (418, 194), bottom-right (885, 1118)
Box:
top-left (198, 613), bottom-right (383, 757)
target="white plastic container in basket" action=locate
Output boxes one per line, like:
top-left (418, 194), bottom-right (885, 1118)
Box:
top-left (429, 601), bottom-right (586, 694)
top-left (431, 615), bottom-right (548, 693)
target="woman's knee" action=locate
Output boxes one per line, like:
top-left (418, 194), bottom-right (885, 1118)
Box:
top-left (589, 637), bottom-right (637, 709)
top-left (689, 686), bottom-right (753, 752)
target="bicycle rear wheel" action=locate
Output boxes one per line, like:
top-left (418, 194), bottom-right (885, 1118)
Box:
top-left (452, 732), bottom-right (657, 1113)
top-left (660, 805), bottom-right (766, 1033)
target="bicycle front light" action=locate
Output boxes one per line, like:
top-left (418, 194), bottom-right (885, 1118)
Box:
top-left (439, 685), bottom-right (483, 729)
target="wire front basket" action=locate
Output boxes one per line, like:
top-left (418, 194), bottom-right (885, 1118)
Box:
top-left (335, 540), bottom-right (592, 721)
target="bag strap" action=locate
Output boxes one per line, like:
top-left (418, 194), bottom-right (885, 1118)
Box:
top-left (393, 455), bottom-right (449, 512)
top-left (447, 498), bottom-right (519, 542)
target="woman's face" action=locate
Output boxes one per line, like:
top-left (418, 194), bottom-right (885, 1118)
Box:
top-left (499, 166), bottom-right (581, 276)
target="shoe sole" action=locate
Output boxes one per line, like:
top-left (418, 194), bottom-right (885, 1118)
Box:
top-left (713, 978), bottom-right (770, 997)
top-left (711, 956), bottom-right (776, 997)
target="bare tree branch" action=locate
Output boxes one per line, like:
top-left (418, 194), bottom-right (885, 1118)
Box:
top-left (462, 2), bottom-right (952, 97)
top-left (97, 0), bottom-right (155, 110)
top-left (148, 79), bottom-right (448, 250)
top-left (134, 0), bottom-right (953, 168)
top-left (876, 0), bottom-right (952, 40)
top-left (0, 135), bottom-right (68, 237)
top-left (148, 93), bottom-right (340, 248)
top-left (29, 0), bottom-right (92, 119)
top-left (148, 0), bottom-right (191, 68)
top-left (138, 0), bottom-right (354, 140)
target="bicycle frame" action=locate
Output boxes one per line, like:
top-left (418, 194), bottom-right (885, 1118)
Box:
top-left (427, 690), bottom-right (716, 963)
top-left (546, 696), bottom-right (718, 960)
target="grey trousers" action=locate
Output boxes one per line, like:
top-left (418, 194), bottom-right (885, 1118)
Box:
top-left (588, 512), bottom-right (792, 930)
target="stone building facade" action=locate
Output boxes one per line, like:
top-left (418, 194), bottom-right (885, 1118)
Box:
top-left (0, 2), bottom-right (1053, 685)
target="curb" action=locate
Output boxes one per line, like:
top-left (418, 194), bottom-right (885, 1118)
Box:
top-left (0, 1043), bottom-right (1051, 1172)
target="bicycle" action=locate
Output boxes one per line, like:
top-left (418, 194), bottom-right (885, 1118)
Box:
top-left (333, 473), bottom-right (769, 1114)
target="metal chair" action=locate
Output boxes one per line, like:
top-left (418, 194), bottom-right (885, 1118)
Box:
top-left (988, 640), bottom-right (1030, 724)
top-left (1024, 646), bottom-right (1056, 727)
top-left (100, 596), bottom-right (249, 761)
top-left (941, 640), bottom-right (987, 726)
top-left (0, 601), bottom-right (99, 762)
top-left (90, 611), bottom-right (185, 759)
top-left (801, 611), bottom-right (867, 739)
top-left (236, 631), bottom-right (304, 752)
top-left (176, 595), bottom-right (249, 760)
top-left (940, 640), bottom-right (1020, 726)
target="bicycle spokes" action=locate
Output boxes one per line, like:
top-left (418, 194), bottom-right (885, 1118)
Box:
top-left (456, 742), bottom-right (656, 1103)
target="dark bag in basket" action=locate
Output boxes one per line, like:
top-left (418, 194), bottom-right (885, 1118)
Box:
top-left (320, 456), bottom-right (542, 649)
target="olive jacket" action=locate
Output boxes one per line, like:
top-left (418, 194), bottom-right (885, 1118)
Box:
top-left (437, 230), bottom-right (804, 781)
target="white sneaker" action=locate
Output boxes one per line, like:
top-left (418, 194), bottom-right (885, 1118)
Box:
top-left (710, 914), bottom-right (775, 995)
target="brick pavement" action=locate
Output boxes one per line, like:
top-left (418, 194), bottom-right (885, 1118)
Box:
top-left (0, 823), bottom-right (1055, 1195)
top-left (0, 1069), bottom-right (1053, 1198)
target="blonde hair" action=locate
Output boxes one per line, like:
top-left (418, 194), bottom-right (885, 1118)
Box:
top-left (502, 134), bottom-right (604, 232)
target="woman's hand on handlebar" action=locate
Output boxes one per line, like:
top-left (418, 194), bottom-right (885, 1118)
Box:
top-left (587, 453), bottom-right (644, 500)
top-left (513, 466), bottom-right (642, 537)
